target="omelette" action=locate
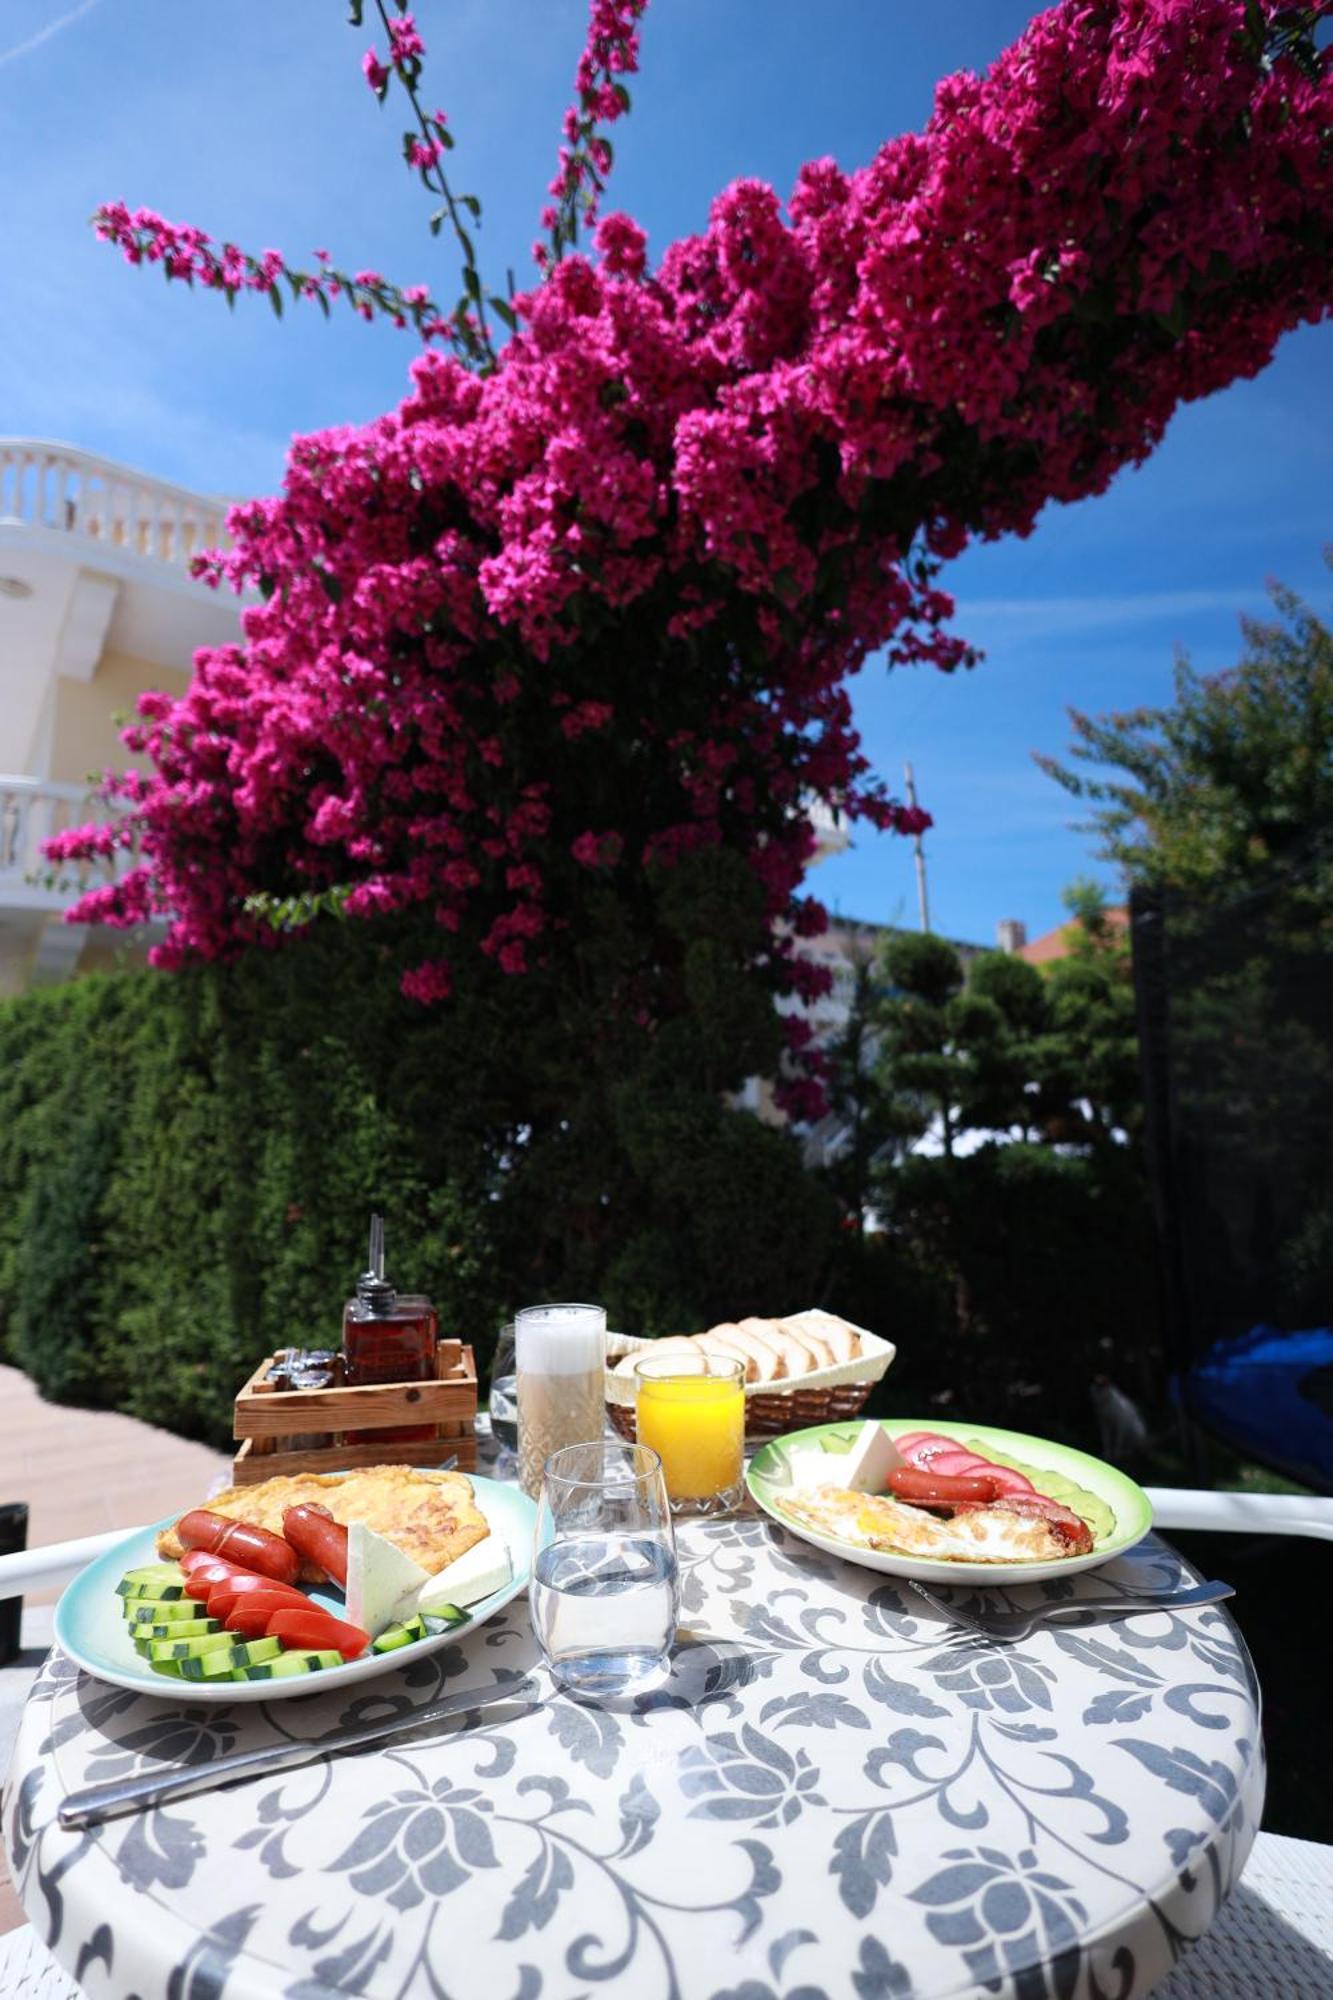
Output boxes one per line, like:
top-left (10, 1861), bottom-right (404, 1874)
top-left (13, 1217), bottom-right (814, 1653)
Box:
top-left (157, 1466), bottom-right (490, 1580)
top-left (779, 1485), bottom-right (1094, 1563)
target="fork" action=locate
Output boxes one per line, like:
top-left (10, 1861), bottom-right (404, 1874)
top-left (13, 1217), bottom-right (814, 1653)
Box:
top-left (904, 1576), bottom-right (1234, 1643)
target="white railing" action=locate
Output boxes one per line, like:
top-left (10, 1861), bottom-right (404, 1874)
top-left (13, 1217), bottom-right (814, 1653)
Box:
top-left (0, 439), bottom-right (228, 568)
top-left (0, 775), bottom-right (135, 908)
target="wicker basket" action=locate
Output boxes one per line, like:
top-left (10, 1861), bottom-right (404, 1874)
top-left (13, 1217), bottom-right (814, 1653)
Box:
top-left (605, 1321), bottom-right (892, 1443)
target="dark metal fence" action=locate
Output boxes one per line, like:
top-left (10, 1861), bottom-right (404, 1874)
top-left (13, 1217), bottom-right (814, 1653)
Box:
top-left (1130, 853), bottom-right (1333, 1486)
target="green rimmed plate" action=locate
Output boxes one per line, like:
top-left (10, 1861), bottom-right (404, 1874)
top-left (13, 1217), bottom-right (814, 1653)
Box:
top-left (746, 1417), bottom-right (1153, 1584)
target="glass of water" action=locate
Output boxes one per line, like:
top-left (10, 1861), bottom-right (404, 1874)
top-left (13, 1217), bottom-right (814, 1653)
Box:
top-left (530, 1440), bottom-right (679, 1699)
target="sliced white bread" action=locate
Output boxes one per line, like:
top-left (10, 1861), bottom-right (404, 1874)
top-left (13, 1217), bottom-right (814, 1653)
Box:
top-left (774, 1318), bottom-right (836, 1370)
top-left (782, 1310), bottom-right (863, 1364)
top-left (735, 1315), bottom-right (807, 1379)
top-left (694, 1328), bottom-right (762, 1383)
top-left (718, 1319), bottom-right (787, 1383)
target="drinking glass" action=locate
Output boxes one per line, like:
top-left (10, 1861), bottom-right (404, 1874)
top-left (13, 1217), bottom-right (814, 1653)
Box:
top-left (634, 1353), bottom-right (746, 1514)
top-left (488, 1320), bottom-right (518, 1452)
top-left (516, 1302), bottom-right (606, 1499)
top-left (530, 1440), bottom-right (679, 1698)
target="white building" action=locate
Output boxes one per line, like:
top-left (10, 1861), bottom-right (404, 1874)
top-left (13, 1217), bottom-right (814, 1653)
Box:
top-left (0, 440), bottom-right (243, 993)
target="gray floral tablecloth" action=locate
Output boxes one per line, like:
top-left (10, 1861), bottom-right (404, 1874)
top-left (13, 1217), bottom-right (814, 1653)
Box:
top-left (2, 1491), bottom-right (1262, 2000)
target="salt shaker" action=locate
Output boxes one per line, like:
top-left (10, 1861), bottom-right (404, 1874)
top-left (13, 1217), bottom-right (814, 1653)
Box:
top-left (516, 1303), bottom-right (606, 1499)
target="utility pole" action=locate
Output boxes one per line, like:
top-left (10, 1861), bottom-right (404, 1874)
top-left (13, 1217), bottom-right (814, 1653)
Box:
top-left (903, 761), bottom-right (931, 933)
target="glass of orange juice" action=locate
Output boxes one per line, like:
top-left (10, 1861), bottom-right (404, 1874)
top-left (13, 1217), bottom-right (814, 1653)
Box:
top-left (634, 1353), bottom-right (746, 1514)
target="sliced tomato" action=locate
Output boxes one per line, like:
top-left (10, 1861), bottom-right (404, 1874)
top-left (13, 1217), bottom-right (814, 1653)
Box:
top-left (224, 1591), bottom-right (308, 1636)
top-left (979, 1463), bottom-right (1037, 1496)
top-left (208, 1579), bottom-right (310, 1620)
top-left (897, 1434), bottom-right (967, 1469)
top-left (184, 1561), bottom-right (259, 1601)
top-left (180, 1549), bottom-right (253, 1577)
top-left (926, 1450), bottom-right (992, 1476)
top-left (266, 1607), bottom-right (370, 1659)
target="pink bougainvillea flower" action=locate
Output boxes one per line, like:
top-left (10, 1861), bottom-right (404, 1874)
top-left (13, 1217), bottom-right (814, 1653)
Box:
top-left (58, 1), bottom-right (1333, 1125)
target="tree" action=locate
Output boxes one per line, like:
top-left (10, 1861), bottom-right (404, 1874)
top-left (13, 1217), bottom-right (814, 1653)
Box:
top-left (48, 3), bottom-right (1333, 1134)
top-left (1038, 573), bottom-right (1333, 914)
top-left (869, 929), bottom-right (1138, 1158)
top-left (818, 942), bottom-right (889, 1242)
top-left (839, 917), bottom-right (1149, 1436)
top-left (1041, 570), bottom-right (1333, 1372)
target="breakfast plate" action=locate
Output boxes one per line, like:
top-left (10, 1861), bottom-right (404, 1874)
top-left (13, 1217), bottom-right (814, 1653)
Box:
top-left (54, 1474), bottom-right (535, 1702)
top-left (747, 1417), bottom-right (1152, 1583)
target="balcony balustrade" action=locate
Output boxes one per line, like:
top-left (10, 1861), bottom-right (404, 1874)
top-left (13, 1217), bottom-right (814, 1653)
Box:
top-left (0, 776), bottom-right (134, 916)
top-left (0, 440), bottom-right (227, 569)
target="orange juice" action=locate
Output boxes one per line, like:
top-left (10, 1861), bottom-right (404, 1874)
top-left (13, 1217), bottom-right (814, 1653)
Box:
top-left (635, 1362), bottom-right (745, 1508)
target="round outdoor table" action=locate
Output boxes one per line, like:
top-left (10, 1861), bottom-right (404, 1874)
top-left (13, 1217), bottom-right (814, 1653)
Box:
top-left (3, 1492), bottom-right (1263, 2000)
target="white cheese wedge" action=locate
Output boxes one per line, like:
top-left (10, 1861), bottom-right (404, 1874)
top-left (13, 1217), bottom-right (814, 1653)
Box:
top-left (783, 1421), bottom-right (903, 1495)
top-left (345, 1520), bottom-right (431, 1638)
top-left (839, 1419), bottom-right (905, 1492)
top-left (412, 1535), bottom-right (513, 1617)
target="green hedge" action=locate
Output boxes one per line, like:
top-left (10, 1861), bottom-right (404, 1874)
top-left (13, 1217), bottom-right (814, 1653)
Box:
top-left (0, 926), bottom-right (838, 1448)
top-left (0, 928), bottom-right (1160, 1457)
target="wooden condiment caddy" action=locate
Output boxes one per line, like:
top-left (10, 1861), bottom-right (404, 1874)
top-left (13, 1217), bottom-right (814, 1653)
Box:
top-left (231, 1340), bottom-right (478, 1484)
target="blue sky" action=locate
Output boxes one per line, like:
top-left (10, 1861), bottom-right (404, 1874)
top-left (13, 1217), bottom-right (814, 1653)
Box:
top-left (3, 0), bottom-right (1328, 946)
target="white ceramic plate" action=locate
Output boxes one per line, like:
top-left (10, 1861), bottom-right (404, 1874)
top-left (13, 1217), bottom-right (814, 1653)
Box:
top-left (747, 1417), bottom-right (1153, 1584)
top-left (54, 1474), bottom-right (535, 1702)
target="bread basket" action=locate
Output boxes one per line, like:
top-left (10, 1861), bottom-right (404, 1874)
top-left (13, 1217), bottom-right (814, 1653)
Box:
top-left (605, 1312), bottom-right (894, 1443)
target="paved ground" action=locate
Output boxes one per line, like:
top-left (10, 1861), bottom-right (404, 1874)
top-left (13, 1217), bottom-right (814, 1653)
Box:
top-left (0, 1365), bottom-right (228, 1936)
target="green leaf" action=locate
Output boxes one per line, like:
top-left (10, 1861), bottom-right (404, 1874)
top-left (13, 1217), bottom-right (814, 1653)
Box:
top-left (267, 284), bottom-right (283, 320)
top-left (463, 265), bottom-right (482, 304)
top-left (457, 226), bottom-right (475, 267)
top-left (489, 296), bottom-right (518, 333)
top-left (613, 83), bottom-right (632, 114)
top-left (429, 207), bottom-right (447, 238)
top-left (312, 564), bottom-right (343, 604)
top-left (460, 194), bottom-right (482, 221)
top-left (346, 0), bottom-right (363, 22)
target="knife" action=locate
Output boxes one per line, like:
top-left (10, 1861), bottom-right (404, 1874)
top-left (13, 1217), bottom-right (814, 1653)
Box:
top-left (59, 1671), bottom-right (543, 1830)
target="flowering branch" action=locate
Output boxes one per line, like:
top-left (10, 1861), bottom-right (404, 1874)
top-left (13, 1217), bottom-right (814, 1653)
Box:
top-left (538, 0), bottom-right (650, 271)
top-left (91, 203), bottom-right (450, 341)
top-left (93, 4), bottom-right (505, 368)
top-left (359, 1), bottom-right (503, 365)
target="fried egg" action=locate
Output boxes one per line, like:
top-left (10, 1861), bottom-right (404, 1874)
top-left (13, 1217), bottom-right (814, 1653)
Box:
top-left (779, 1485), bottom-right (1093, 1562)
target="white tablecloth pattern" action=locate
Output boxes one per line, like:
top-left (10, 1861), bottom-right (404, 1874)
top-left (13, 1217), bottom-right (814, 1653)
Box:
top-left (3, 1500), bottom-right (1263, 2000)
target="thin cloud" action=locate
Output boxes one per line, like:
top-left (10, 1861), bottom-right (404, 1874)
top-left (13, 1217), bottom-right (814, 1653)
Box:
top-left (958, 588), bottom-right (1252, 642)
top-left (0, 0), bottom-right (101, 70)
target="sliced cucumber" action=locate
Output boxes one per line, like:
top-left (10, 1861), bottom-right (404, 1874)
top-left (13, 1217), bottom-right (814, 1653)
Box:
top-left (145, 1627), bottom-right (238, 1662)
top-left (371, 1615), bottom-right (428, 1654)
top-left (148, 1657), bottom-right (186, 1679)
top-left (125, 1597), bottom-right (208, 1624)
top-left (422, 1606), bottom-right (467, 1631)
top-left (237, 1648), bottom-right (342, 1680)
top-left (132, 1619), bottom-right (224, 1649)
top-left (117, 1567), bottom-right (186, 1600)
top-left (178, 1636), bottom-right (282, 1680)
